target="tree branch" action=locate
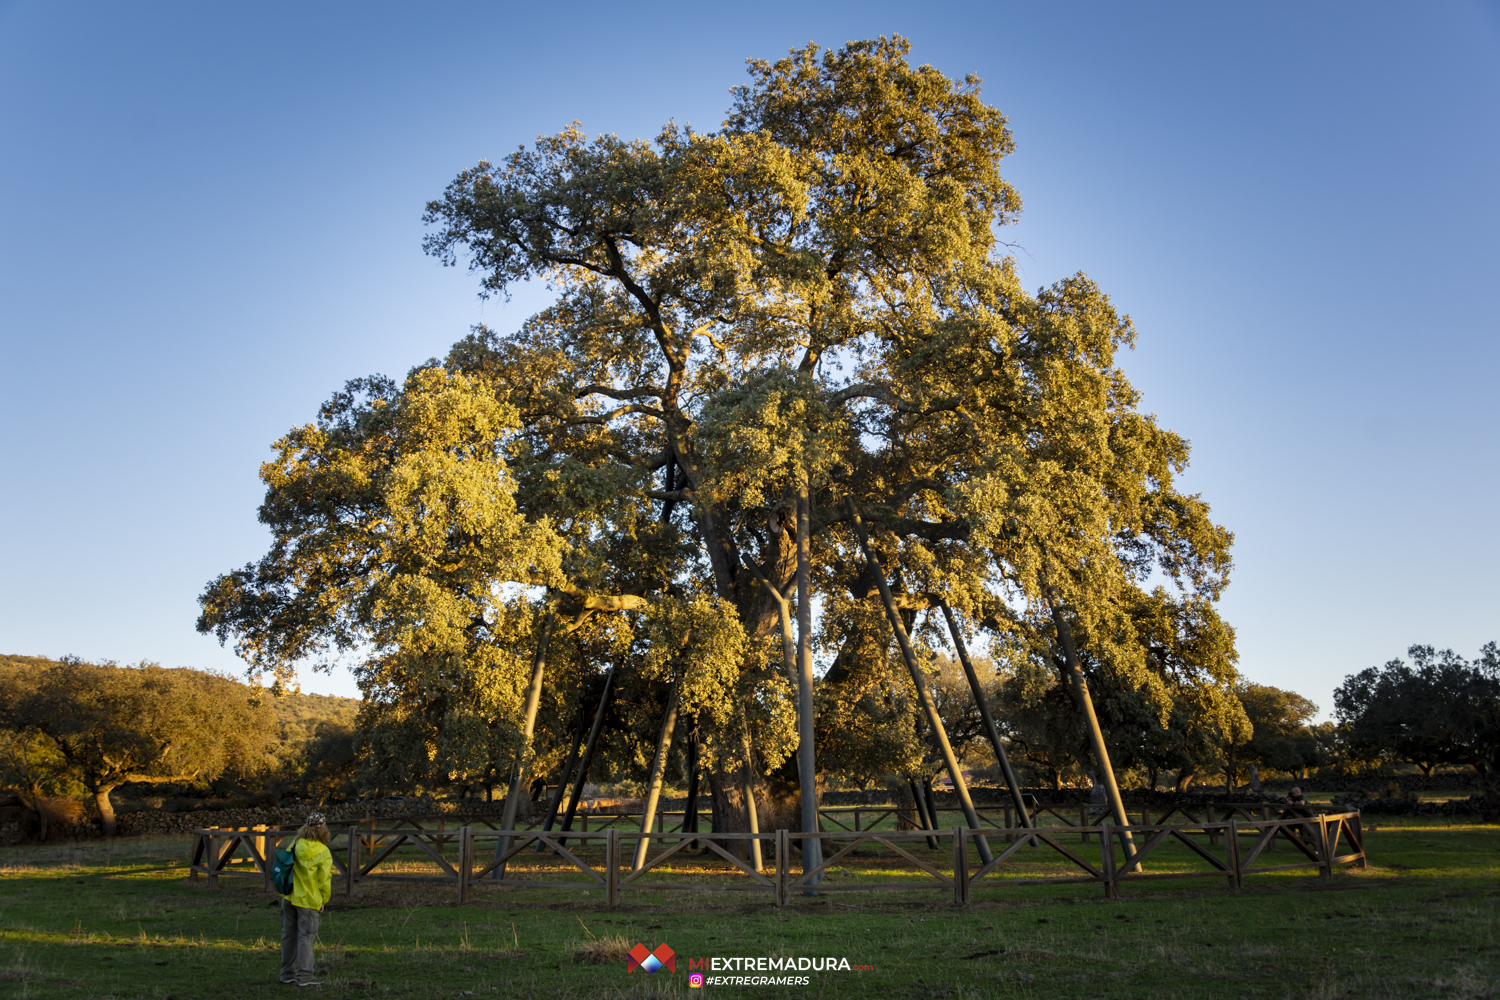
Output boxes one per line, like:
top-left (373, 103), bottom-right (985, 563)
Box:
top-left (574, 384), bottom-right (665, 401)
top-left (645, 488), bottom-right (696, 503)
top-left (565, 403), bottom-right (665, 425)
top-left (529, 576), bottom-right (651, 614)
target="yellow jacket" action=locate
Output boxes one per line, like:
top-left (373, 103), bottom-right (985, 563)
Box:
top-left (281, 837), bottom-right (333, 910)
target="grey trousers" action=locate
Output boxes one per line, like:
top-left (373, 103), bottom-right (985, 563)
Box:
top-left (279, 898), bottom-right (320, 984)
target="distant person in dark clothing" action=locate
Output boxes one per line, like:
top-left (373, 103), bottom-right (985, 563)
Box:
top-left (1285, 787), bottom-right (1307, 806)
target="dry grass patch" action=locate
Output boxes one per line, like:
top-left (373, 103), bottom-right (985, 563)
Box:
top-left (573, 933), bottom-right (632, 964)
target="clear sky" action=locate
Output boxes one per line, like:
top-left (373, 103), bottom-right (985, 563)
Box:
top-left (2, 2), bottom-right (1497, 710)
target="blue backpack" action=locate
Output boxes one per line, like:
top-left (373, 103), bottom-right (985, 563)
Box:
top-left (271, 843), bottom-right (296, 895)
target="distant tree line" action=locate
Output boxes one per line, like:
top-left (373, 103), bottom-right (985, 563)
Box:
top-left (0, 655), bottom-right (357, 835)
top-left (1334, 643), bottom-right (1499, 816)
top-left (17, 642), bottom-right (1486, 837)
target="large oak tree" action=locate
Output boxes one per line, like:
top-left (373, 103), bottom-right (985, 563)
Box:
top-left (204, 37), bottom-right (1241, 835)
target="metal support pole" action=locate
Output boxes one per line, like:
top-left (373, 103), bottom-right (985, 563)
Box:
top-left (558, 664), bottom-right (616, 847)
top-left (909, 777), bottom-right (939, 849)
top-left (537, 704), bottom-right (586, 847)
top-left (632, 678), bottom-right (680, 871)
top-left (796, 477), bottom-right (823, 883)
top-left (1046, 598), bottom-right (1138, 869)
top-left (938, 601), bottom-right (1032, 829)
top-left (847, 498), bottom-right (992, 865)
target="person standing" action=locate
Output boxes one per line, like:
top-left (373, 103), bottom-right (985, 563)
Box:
top-left (280, 812), bottom-right (333, 987)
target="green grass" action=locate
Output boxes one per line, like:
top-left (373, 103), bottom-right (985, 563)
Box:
top-left (1, 817), bottom-right (1497, 999)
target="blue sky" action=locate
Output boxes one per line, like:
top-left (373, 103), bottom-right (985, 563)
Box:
top-left (2, 1), bottom-right (1497, 710)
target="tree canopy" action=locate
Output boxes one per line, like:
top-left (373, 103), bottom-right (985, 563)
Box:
top-left (200, 37), bottom-right (1243, 830)
top-left (1336, 643), bottom-right (1500, 814)
top-left (0, 658), bottom-right (278, 834)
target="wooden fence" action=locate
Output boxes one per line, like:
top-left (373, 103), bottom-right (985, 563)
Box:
top-left (189, 808), bottom-right (1365, 906)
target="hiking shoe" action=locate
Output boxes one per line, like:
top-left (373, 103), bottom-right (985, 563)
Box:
top-left (296, 979), bottom-right (323, 987)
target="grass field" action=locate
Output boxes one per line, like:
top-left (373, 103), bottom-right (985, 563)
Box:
top-left (1, 816), bottom-right (1496, 999)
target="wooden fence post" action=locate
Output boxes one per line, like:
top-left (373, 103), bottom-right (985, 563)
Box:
top-left (606, 829), bottom-right (619, 907)
top-left (346, 826), bottom-right (359, 897)
top-left (1003, 805), bottom-right (1013, 843)
top-left (1100, 820), bottom-right (1118, 899)
top-left (1207, 805), bottom-right (1219, 846)
top-left (259, 829), bottom-right (272, 893)
top-left (775, 830), bottom-right (789, 907)
top-left (1317, 815), bottom-right (1332, 878)
top-left (1227, 819), bottom-right (1242, 889)
top-left (952, 828), bottom-right (969, 906)
top-left (457, 826), bottom-right (471, 905)
top-left (1351, 812), bottom-right (1367, 869)
top-left (1079, 804), bottom-right (1090, 842)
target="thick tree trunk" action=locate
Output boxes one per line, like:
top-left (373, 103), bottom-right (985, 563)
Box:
top-left (632, 678), bottom-right (680, 870)
top-left (94, 786), bottom-right (118, 837)
top-left (740, 756), bottom-right (763, 870)
top-left (939, 600), bottom-right (1032, 828)
top-left (495, 606), bottom-right (556, 876)
top-left (705, 765), bottom-right (744, 841)
top-left (847, 498), bottom-right (992, 864)
top-left (683, 732), bottom-right (700, 834)
top-left (689, 463), bottom-right (793, 856)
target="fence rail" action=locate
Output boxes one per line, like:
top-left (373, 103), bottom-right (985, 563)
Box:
top-left (188, 809), bottom-right (1365, 906)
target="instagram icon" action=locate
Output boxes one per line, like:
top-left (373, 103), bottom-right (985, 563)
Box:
top-left (689, 973), bottom-right (705, 988)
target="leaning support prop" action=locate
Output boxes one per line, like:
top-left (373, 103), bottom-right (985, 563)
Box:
top-left (847, 497), bottom-right (993, 865)
top-left (938, 601), bottom-right (1032, 830)
top-left (632, 676), bottom-right (680, 871)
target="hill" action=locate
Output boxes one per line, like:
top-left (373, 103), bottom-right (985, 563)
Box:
top-left (269, 687), bottom-right (362, 742)
top-left (0, 654), bottom-right (361, 741)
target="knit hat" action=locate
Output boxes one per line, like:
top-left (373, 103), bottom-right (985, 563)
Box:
top-left (306, 812), bottom-right (327, 827)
